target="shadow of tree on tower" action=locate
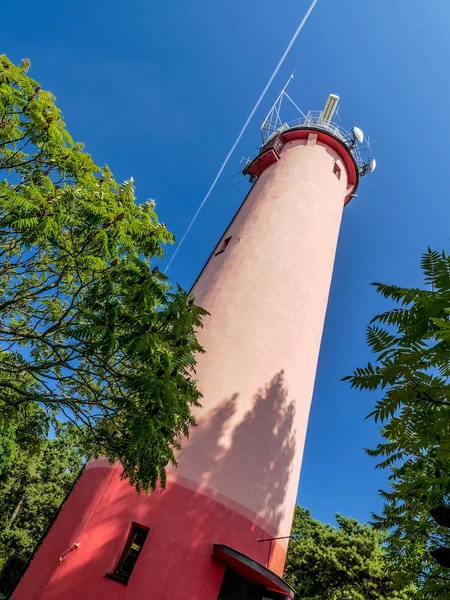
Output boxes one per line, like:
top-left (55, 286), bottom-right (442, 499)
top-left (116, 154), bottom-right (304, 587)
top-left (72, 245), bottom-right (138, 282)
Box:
top-left (179, 370), bottom-right (297, 533)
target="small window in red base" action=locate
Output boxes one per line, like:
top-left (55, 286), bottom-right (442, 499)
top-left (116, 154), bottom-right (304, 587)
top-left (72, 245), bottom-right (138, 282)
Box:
top-left (106, 523), bottom-right (149, 585)
top-left (215, 236), bottom-right (232, 256)
top-left (333, 162), bottom-right (341, 180)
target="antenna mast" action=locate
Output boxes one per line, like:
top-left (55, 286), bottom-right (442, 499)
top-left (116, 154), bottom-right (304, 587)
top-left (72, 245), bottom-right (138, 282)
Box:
top-left (260, 74), bottom-right (307, 144)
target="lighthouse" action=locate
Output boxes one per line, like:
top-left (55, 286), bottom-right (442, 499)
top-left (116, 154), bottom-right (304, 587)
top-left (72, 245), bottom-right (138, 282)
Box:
top-left (13, 89), bottom-right (375, 600)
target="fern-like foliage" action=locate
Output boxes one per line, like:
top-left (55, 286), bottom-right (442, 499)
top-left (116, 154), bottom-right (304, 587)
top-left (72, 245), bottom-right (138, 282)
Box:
top-left (344, 249), bottom-right (450, 597)
top-left (0, 55), bottom-right (208, 492)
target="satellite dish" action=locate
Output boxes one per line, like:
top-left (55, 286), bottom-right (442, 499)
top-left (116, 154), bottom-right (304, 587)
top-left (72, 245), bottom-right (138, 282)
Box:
top-left (369, 157), bottom-right (377, 173)
top-left (352, 127), bottom-right (364, 143)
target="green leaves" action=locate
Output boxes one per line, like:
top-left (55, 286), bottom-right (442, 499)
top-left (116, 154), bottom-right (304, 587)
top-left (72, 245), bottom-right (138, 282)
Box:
top-left (0, 419), bottom-right (84, 588)
top-left (0, 55), bottom-right (207, 493)
top-left (345, 249), bottom-right (450, 597)
top-left (284, 506), bottom-right (415, 600)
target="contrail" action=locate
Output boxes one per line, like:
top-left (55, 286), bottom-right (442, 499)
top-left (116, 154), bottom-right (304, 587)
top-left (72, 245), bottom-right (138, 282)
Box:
top-left (164, 0), bottom-right (320, 274)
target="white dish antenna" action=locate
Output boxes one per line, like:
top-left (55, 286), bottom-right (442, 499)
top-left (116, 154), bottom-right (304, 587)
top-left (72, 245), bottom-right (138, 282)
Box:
top-left (368, 157), bottom-right (377, 173)
top-left (353, 127), bottom-right (364, 143)
top-left (321, 94), bottom-right (339, 123)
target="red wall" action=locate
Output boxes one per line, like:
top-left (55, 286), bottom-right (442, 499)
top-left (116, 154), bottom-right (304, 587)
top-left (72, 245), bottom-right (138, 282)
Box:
top-left (13, 464), bottom-right (285, 600)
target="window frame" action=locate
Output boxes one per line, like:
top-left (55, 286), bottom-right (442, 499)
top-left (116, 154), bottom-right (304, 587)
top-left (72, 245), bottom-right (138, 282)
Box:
top-left (332, 162), bottom-right (342, 180)
top-left (214, 236), bottom-right (232, 256)
top-left (106, 523), bottom-right (149, 585)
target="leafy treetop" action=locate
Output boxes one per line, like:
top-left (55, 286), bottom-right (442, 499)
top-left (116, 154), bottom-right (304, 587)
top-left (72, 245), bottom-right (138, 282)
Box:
top-left (345, 249), bottom-right (450, 598)
top-left (0, 55), bottom-right (207, 492)
top-left (284, 506), bottom-right (415, 600)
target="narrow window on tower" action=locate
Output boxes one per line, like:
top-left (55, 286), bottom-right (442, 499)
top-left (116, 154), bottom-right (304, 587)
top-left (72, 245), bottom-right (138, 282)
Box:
top-left (214, 236), bottom-right (232, 256)
top-left (333, 162), bottom-right (341, 180)
top-left (106, 524), bottom-right (149, 584)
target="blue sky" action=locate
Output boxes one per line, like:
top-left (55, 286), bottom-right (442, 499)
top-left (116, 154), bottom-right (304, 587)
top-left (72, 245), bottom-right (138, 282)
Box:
top-left (3, 0), bottom-right (450, 526)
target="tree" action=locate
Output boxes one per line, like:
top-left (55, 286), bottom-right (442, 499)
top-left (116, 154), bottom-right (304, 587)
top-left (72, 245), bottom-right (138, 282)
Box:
top-left (284, 506), bottom-right (415, 600)
top-left (0, 419), bottom-right (83, 567)
top-left (0, 55), bottom-right (207, 492)
top-left (345, 249), bottom-right (450, 597)
top-left (0, 417), bottom-right (84, 596)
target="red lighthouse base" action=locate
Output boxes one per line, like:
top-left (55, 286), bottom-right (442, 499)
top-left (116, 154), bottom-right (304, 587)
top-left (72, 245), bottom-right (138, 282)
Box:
top-left (12, 461), bottom-right (293, 599)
